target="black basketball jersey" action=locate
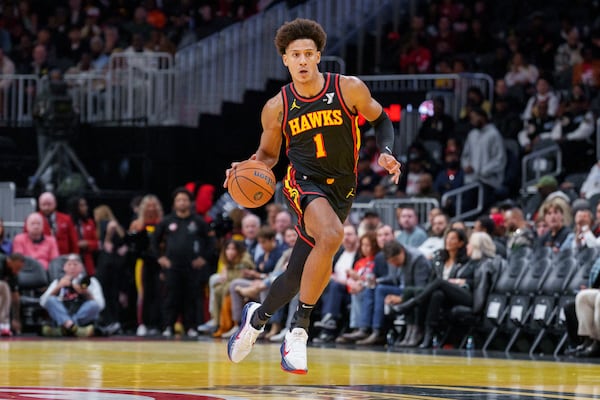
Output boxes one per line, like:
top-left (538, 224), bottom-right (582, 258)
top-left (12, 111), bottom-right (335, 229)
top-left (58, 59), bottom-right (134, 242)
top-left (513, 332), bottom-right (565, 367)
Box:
top-left (281, 73), bottom-right (360, 181)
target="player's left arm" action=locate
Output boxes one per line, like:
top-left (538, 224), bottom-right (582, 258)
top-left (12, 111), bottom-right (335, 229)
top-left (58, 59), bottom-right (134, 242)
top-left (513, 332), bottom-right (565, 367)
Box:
top-left (340, 76), bottom-right (401, 184)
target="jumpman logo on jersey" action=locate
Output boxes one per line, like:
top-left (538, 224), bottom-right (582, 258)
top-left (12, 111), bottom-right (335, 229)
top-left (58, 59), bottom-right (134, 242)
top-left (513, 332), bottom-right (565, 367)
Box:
top-left (346, 188), bottom-right (356, 198)
top-left (323, 92), bottom-right (335, 105)
top-left (290, 99), bottom-right (301, 111)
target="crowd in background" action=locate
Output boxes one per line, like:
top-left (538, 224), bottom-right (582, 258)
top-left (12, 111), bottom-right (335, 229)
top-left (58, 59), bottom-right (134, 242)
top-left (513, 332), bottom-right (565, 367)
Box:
top-left (0, 0), bottom-right (599, 356)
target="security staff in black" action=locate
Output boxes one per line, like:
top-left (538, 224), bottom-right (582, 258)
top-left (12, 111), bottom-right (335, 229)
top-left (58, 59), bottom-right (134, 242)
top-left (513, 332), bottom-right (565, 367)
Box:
top-left (281, 72), bottom-right (359, 244)
top-left (152, 187), bottom-right (216, 336)
top-left (224, 18), bottom-right (401, 373)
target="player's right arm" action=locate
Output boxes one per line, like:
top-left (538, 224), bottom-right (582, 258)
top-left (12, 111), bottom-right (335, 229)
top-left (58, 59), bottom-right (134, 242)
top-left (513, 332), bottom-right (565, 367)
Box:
top-left (224, 94), bottom-right (283, 188)
top-left (254, 94), bottom-right (284, 169)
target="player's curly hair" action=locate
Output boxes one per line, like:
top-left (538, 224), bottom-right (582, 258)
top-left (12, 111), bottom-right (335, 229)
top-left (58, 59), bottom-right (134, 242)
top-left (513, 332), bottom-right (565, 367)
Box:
top-left (274, 18), bottom-right (327, 55)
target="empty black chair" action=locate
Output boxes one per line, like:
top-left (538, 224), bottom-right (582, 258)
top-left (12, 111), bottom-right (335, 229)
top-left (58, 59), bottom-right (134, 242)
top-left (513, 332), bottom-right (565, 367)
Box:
top-left (17, 257), bottom-right (49, 331)
top-left (575, 247), bottom-right (599, 267)
top-left (528, 256), bottom-right (578, 356)
top-left (507, 246), bottom-right (532, 264)
top-left (482, 256), bottom-right (529, 351)
top-left (503, 256), bottom-right (553, 352)
top-left (532, 246), bottom-right (553, 261)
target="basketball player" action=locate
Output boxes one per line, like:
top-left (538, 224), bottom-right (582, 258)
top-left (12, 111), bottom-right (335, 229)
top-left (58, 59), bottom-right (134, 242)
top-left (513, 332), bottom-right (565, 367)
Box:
top-left (225, 18), bottom-right (401, 374)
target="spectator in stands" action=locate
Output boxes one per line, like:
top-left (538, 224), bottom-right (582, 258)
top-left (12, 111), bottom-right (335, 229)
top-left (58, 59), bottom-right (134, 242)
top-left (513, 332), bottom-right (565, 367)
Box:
top-left (418, 212), bottom-right (449, 259)
top-left (34, 192), bottom-right (78, 255)
top-left (393, 230), bottom-right (494, 348)
top-left (68, 196), bottom-right (99, 276)
top-left (128, 194), bottom-right (163, 337)
top-left (517, 98), bottom-right (557, 153)
top-left (123, 6), bottom-right (153, 42)
top-left (503, 207), bottom-right (535, 255)
top-left (312, 224), bottom-right (360, 343)
top-left (273, 210), bottom-right (293, 245)
top-left (399, 147), bottom-right (430, 197)
top-left (458, 86), bottom-right (491, 127)
top-left (504, 52), bottom-right (539, 94)
top-left (67, 0), bottom-right (85, 28)
top-left (13, 212), bottom-right (59, 270)
top-left (80, 7), bottom-right (102, 41)
top-left (89, 36), bottom-right (109, 72)
top-left (522, 76), bottom-right (560, 122)
top-left (461, 106), bottom-right (506, 210)
top-left (537, 197), bottom-right (574, 253)
top-left (0, 48), bottom-right (15, 117)
top-left (40, 253), bottom-right (104, 337)
top-left (568, 258), bottom-right (600, 357)
top-left (356, 153), bottom-right (381, 201)
top-left (93, 204), bottom-right (126, 336)
top-left (473, 215), bottom-right (507, 258)
top-left (395, 206), bottom-right (427, 247)
top-left (399, 35), bottom-right (432, 74)
top-left (434, 140), bottom-right (464, 202)
top-left (102, 25), bottom-right (125, 56)
top-left (356, 210), bottom-right (382, 238)
top-left (429, 15), bottom-right (456, 62)
top-left (396, 227), bottom-right (468, 347)
top-left (417, 96), bottom-right (455, 152)
top-left (580, 161), bottom-right (600, 200)
top-left (152, 188), bottom-right (215, 338)
top-left (572, 46), bottom-right (600, 91)
top-left (337, 225), bottom-right (393, 343)
top-left (19, 43), bottom-right (51, 78)
top-left (208, 239), bottom-right (255, 338)
top-left (0, 252), bottom-right (25, 336)
top-left (350, 239), bottom-right (431, 346)
top-left (0, 218), bottom-right (12, 255)
top-left (241, 213), bottom-right (262, 264)
top-left (565, 208), bottom-right (600, 250)
top-left (492, 89), bottom-right (522, 141)
top-left (554, 27), bottom-right (583, 87)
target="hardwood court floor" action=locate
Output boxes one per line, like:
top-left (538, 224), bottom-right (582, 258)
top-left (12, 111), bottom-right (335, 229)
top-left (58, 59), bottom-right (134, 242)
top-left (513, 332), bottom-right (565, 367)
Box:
top-left (0, 336), bottom-right (599, 399)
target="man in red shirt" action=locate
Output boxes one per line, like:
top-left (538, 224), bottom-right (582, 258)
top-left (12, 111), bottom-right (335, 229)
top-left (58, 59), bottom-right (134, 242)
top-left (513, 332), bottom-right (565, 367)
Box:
top-left (34, 192), bottom-right (78, 255)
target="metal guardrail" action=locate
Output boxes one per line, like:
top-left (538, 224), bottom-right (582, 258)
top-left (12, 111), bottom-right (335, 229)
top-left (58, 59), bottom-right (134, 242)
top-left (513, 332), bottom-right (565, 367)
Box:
top-left (441, 182), bottom-right (484, 222)
top-left (521, 143), bottom-right (563, 194)
top-left (0, 53), bottom-right (176, 127)
top-left (350, 197), bottom-right (439, 231)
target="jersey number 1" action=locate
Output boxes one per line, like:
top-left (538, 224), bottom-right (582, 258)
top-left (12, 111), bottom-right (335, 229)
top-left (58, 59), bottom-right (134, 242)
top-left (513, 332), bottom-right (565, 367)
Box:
top-left (313, 133), bottom-right (327, 158)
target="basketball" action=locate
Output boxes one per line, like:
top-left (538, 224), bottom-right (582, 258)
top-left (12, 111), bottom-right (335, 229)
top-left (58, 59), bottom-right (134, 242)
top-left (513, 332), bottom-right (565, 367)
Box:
top-left (227, 159), bottom-right (276, 208)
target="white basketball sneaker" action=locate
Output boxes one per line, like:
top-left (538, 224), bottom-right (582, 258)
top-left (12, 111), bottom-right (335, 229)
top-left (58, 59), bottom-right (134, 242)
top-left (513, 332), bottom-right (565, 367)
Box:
top-left (280, 327), bottom-right (308, 374)
top-left (227, 302), bottom-right (264, 363)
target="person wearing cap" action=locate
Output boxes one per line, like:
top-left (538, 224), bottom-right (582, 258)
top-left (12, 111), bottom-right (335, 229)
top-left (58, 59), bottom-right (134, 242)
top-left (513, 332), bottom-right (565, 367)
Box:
top-left (461, 106), bottom-right (506, 210)
top-left (40, 254), bottom-right (105, 337)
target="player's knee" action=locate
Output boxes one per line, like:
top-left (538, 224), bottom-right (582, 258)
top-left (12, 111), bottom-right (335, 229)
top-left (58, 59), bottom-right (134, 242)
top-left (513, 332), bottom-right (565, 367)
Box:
top-left (313, 223), bottom-right (343, 251)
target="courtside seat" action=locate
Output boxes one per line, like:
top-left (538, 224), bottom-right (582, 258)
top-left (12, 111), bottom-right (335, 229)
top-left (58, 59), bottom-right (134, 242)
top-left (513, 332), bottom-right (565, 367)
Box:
top-left (17, 257), bottom-right (49, 332)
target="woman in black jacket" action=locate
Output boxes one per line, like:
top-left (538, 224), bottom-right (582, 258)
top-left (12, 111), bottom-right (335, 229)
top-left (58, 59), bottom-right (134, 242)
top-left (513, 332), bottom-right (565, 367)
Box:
top-left (395, 231), bottom-right (496, 348)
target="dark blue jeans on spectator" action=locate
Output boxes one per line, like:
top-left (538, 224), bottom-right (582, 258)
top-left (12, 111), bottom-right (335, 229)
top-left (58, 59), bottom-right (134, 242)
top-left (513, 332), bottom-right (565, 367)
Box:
top-left (320, 279), bottom-right (350, 319)
top-left (359, 284), bottom-right (403, 330)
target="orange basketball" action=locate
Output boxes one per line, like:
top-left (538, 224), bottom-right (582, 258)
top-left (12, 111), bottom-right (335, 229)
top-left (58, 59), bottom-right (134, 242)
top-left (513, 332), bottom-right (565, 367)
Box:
top-left (227, 159), bottom-right (276, 208)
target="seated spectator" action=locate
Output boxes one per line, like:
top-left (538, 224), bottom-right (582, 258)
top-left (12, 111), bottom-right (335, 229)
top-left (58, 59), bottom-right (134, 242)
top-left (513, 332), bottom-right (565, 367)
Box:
top-left (517, 100), bottom-right (556, 153)
top-left (580, 161), bottom-right (600, 200)
top-left (40, 254), bottom-right (105, 337)
top-left (357, 211), bottom-right (382, 238)
top-left (13, 213), bottom-right (59, 270)
top-left (393, 231), bottom-right (495, 348)
top-left (418, 213), bottom-right (449, 259)
top-left (395, 228), bottom-right (468, 347)
top-left (570, 259), bottom-right (600, 357)
top-left (503, 207), bottom-right (535, 255)
top-left (554, 27), bottom-right (583, 87)
top-left (536, 197), bottom-right (574, 253)
top-left (572, 45), bottom-right (600, 91)
top-left (492, 92), bottom-right (522, 141)
top-left (356, 153), bottom-right (381, 201)
top-left (473, 215), bottom-right (507, 258)
top-left (208, 239), bottom-right (255, 338)
top-left (394, 206), bottom-right (428, 247)
top-left (416, 96), bottom-right (455, 151)
top-left (504, 51), bottom-right (539, 95)
top-left (0, 218), bottom-right (12, 255)
top-left (0, 253), bottom-right (25, 336)
top-left (399, 148), bottom-right (430, 197)
top-left (522, 77), bottom-right (560, 121)
top-left (566, 208), bottom-right (600, 250)
top-left (523, 175), bottom-right (573, 221)
top-left (312, 225), bottom-right (360, 343)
